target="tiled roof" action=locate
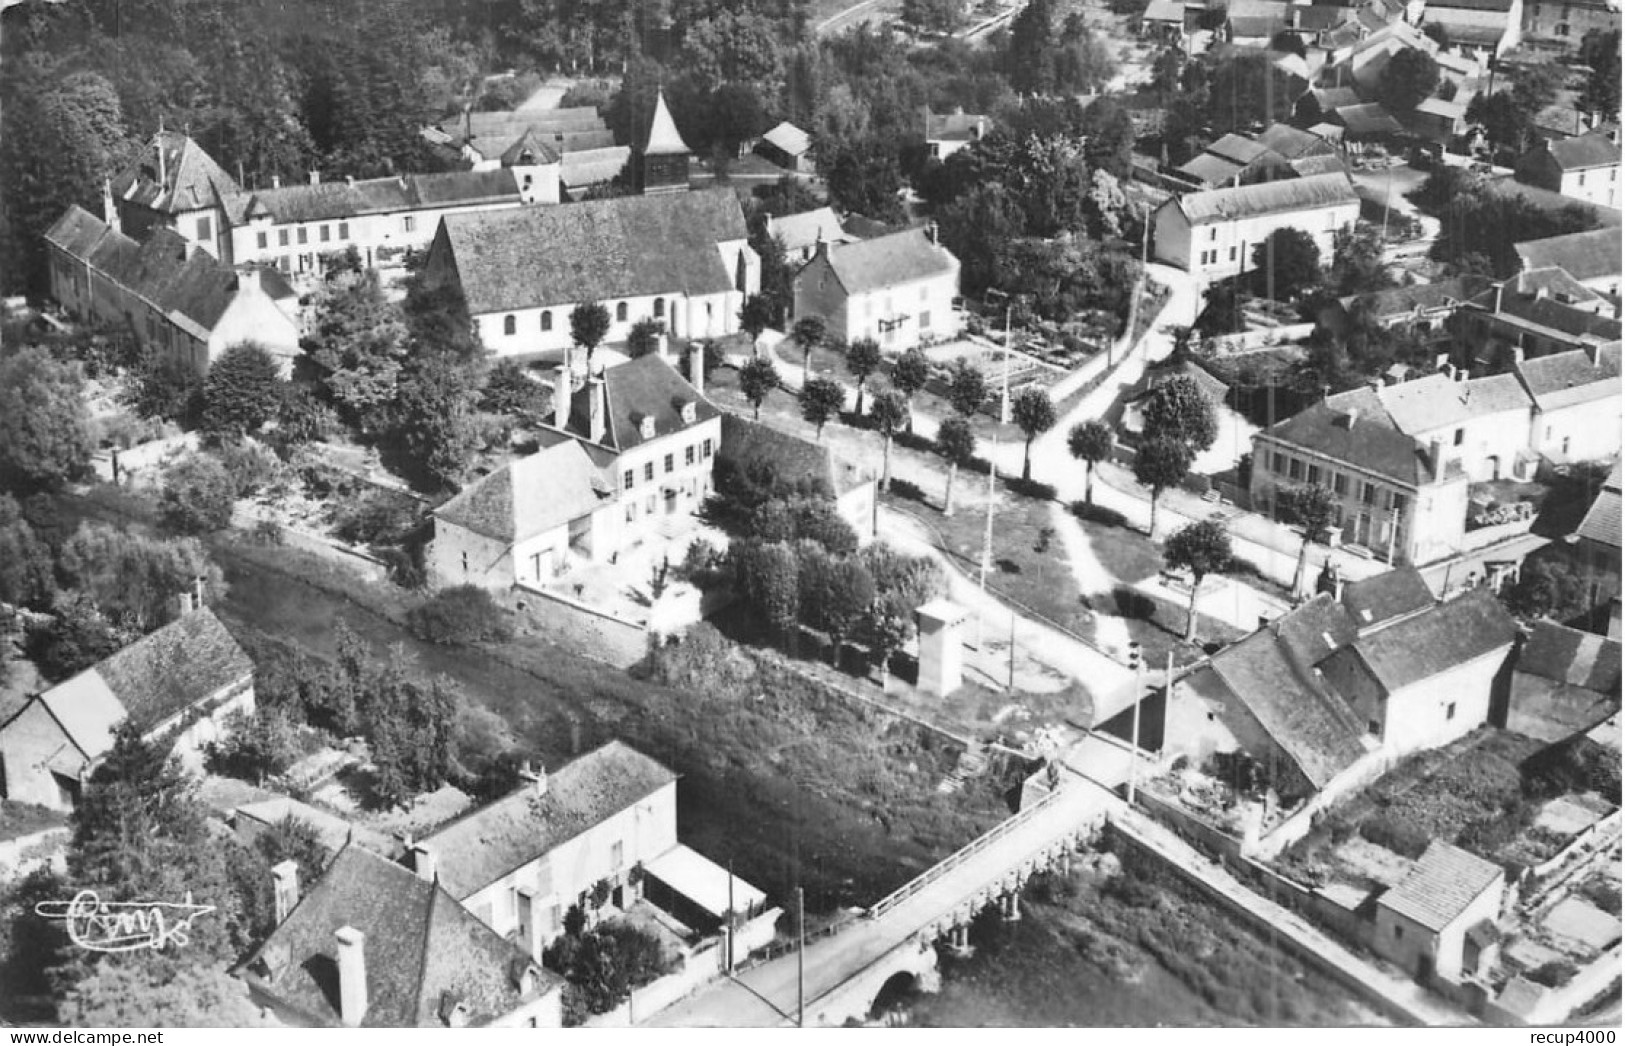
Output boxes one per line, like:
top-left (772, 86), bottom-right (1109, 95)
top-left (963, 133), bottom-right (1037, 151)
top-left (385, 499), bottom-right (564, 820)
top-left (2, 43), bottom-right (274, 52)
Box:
top-left (1256, 123), bottom-right (1338, 160)
top-left (439, 188), bottom-right (748, 315)
top-left (35, 672), bottom-right (125, 764)
top-left (717, 414), bottom-right (872, 499)
top-left (1176, 172), bottom-right (1358, 224)
top-left (1379, 840), bottom-right (1502, 932)
top-left (1130, 360), bottom-right (1230, 406)
top-left (96, 606), bottom-right (253, 733)
top-left (768, 207), bottom-right (851, 254)
top-left (1508, 266), bottom-right (1606, 305)
top-left (498, 129), bottom-right (563, 168)
top-left (641, 90), bottom-right (690, 156)
top-left (463, 107), bottom-right (605, 141)
top-left (434, 440), bottom-right (613, 543)
top-left (1515, 228), bottom-right (1623, 284)
top-left (558, 146), bottom-right (629, 188)
top-left (926, 110), bottom-right (990, 142)
top-left (565, 353), bottom-right (720, 453)
top-left (420, 741), bottom-right (678, 899)
top-left (762, 121), bottom-right (811, 157)
top-left (1261, 388), bottom-right (1438, 486)
top-left (1544, 132), bottom-right (1622, 171)
top-left (1198, 594), bottom-right (1369, 789)
top-left (1291, 153), bottom-right (1348, 177)
top-left (111, 130), bottom-right (242, 215)
top-left (1379, 372), bottom-right (1533, 434)
top-left (1178, 152), bottom-right (1248, 186)
top-left (1306, 87), bottom-right (1363, 113)
top-left (1341, 566), bottom-right (1435, 629)
top-left (820, 228), bottom-right (959, 294)
top-left (1347, 276), bottom-right (1492, 320)
top-left (1576, 461), bottom-right (1622, 548)
top-left (1207, 133), bottom-right (1276, 166)
top-left (1335, 103), bottom-right (1406, 137)
top-left (1477, 285), bottom-right (1625, 345)
top-left (226, 170), bottom-right (521, 225)
top-left (1415, 96), bottom-right (1467, 121)
top-left (1518, 620), bottom-right (1622, 694)
top-left (240, 844), bottom-right (558, 1027)
top-left (1326, 587), bottom-right (1517, 694)
top-left (1513, 344), bottom-right (1622, 411)
top-left (1142, 0), bottom-right (1187, 22)
top-left (1484, 176), bottom-right (1625, 226)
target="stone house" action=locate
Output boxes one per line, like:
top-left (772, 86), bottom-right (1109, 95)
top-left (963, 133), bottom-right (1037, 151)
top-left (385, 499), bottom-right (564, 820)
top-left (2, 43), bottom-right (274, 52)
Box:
top-left (109, 129), bottom-right (243, 261)
top-left (0, 601), bottom-right (254, 811)
top-left (1515, 132), bottom-right (1622, 209)
top-left (1514, 228), bottom-right (1623, 297)
top-left (792, 227), bottom-right (962, 351)
top-left (44, 205), bottom-right (300, 376)
top-left (1511, 344), bottom-right (1622, 466)
top-left (424, 188), bottom-right (758, 358)
top-left (1373, 840), bottom-right (1505, 983)
top-left (428, 353), bottom-right (722, 588)
top-left (238, 843), bottom-right (564, 1028)
top-left (715, 414), bottom-right (877, 545)
top-left (1422, 0), bottom-right (1524, 56)
top-left (1522, 0), bottom-right (1620, 52)
top-left (1505, 620), bottom-right (1622, 742)
top-left (925, 109), bottom-right (991, 160)
top-left (1152, 173), bottom-right (1360, 287)
top-left (765, 207), bottom-right (855, 264)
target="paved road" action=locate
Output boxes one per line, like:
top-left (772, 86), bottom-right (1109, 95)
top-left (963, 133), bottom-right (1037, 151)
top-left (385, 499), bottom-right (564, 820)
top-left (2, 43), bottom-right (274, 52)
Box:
top-left (816, 0), bottom-right (899, 36)
top-left (648, 780), bottom-right (1113, 1027)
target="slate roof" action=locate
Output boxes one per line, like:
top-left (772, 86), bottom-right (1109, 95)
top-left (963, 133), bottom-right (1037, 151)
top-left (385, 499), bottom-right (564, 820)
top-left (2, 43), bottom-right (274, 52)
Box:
top-left (226, 170), bottom-right (521, 225)
top-left (559, 146), bottom-right (630, 188)
top-left (1477, 286), bottom-right (1625, 346)
top-left (1341, 566), bottom-right (1436, 629)
top-left (1129, 360), bottom-right (1230, 407)
top-left (240, 844), bottom-right (559, 1027)
top-left (45, 206), bottom-right (288, 353)
top-left (819, 227), bottom-right (959, 294)
top-left (1545, 132), bottom-right (1623, 171)
top-left (1207, 133), bottom-right (1276, 166)
top-left (565, 353), bottom-right (720, 453)
top-left (1324, 587), bottom-right (1517, 694)
top-left (1346, 276), bottom-right (1493, 321)
top-left (1291, 153), bottom-right (1348, 177)
top-left (1305, 87), bottom-right (1363, 113)
top-left (1175, 172), bottom-right (1358, 225)
top-left (1380, 840), bottom-right (1502, 932)
top-left (1513, 344), bottom-right (1622, 411)
top-left (1576, 460), bottom-right (1622, 548)
top-left (761, 121), bottom-right (812, 157)
top-left (1261, 388), bottom-right (1441, 486)
top-left (1256, 123), bottom-right (1337, 160)
top-left (768, 207), bottom-right (852, 255)
top-left (1178, 152), bottom-right (1249, 186)
top-left (111, 130), bottom-right (242, 215)
top-left (1197, 593), bottom-right (1369, 789)
top-left (434, 440), bottom-right (613, 543)
top-left (926, 110), bottom-right (990, 142)
top-left (1141, 0), bottom-right (1188, 22)
top-left (419, 741), bottom-right (678, 899)
top-left (717, 414), bottom-right (872, 499)
top-left (641, 90), bottom-right (690, 156)
top-left (1515, 229), bottom-right (1623, 285)
top-left (439, 189), bottom-right (748, 315)
top-left (1378, 372), bottom-right (1533, 434)
top-left (1508, 266), bottom-right (1606, 306)
top-left (498, 129), bottom-right (562, 168)
top-left (38, 607), bottom-right (252, 760)
top-left (1518, 620), bottom-right (1622, 695)
top-left (1335, 103), bottom-right (1406, 137)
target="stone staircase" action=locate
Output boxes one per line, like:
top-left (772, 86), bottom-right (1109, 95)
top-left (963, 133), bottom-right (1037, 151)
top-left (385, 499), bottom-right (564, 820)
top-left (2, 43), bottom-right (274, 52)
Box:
top-left (936, 744), bottom-right (988, 795)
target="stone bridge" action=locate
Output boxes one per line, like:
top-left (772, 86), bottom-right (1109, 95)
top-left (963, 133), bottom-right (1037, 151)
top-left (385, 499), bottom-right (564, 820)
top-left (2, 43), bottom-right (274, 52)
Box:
top-left (647, 779), bottom-right (1113, 1027)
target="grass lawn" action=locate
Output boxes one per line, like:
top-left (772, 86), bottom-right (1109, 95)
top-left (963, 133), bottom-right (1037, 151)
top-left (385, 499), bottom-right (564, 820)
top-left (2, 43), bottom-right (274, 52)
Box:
top-left (0, 801), bottom-right (67, 843)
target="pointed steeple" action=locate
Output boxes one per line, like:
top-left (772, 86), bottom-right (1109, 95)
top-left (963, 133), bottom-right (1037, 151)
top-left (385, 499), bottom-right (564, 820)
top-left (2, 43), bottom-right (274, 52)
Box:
top-left (642, 89), bottom-right (689, 157)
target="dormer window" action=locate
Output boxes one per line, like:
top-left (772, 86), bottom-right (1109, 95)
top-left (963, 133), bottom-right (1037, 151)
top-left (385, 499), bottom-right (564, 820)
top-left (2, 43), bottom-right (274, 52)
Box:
top-left (680, 401), bottom-right (696, 424)
top-left (639, 415), bottom-right (656, 440)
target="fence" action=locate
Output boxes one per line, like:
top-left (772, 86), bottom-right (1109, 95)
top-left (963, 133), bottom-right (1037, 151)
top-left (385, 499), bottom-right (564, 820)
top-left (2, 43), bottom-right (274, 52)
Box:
top-left (865, 787), bottom-right (1063, 921)
top-left (509, 582), bottom-right (650, 669)
top-left (1249, 746), bottom-right (1396, 859)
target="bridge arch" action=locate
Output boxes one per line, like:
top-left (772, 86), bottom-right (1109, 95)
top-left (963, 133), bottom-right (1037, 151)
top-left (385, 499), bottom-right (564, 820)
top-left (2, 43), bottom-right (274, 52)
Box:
top-left (807, 937), bottom-right (942, 1027)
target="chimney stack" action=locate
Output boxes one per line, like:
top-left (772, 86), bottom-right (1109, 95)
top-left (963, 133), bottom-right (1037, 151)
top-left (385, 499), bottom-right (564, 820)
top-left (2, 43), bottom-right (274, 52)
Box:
top-left (102, 178), bottom-right (120, 234)
top-left (335, 926), bottom-right (368, 1027)
top-left (411, 842), bottom-right (436, 882)
top-left (587, 373), bottom-right (607, 444)
top-left (519, 760), bottom-right (548, 798)
top-left (927, 221), bottom-right (939, 246)
top-left (1512, 345), bottom-right (1525, 365)
top-left (272, 174), bottom-right (281, 190)
top-left (1429, 437), bottom-right (1447, 483)
top-left (552, 367), bottom-right (572, 431)
top-left (688, 344), bottom-right (705, 390)
top-left (238, 268), bottom-right (261, 295)
top-left (157, 137), bottom-right (167, 188)
top-left (272, 860), bottom-right (300, 924)
top-left (309, 170), bottom-right (320, 186)
top-left (176, 590), bottom-right (196, 617)
top-left (656, 332), bottom-right (670, 363)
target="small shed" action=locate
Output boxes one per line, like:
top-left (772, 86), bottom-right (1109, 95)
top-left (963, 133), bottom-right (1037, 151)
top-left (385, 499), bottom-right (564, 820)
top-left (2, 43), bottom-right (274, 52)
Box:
top-left (917, 599), bottom-right (971, 697)
top-left (756, 121), bottom-right (813, 172)
top-left (1374, 840), bottom-right (1504, 983)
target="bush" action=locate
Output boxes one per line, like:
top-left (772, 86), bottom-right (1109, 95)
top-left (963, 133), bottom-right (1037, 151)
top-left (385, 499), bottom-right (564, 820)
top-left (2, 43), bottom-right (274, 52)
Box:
top-left (215, 440), bottom-right (284, 497)
top-left (1109, 584), bottom-right (1156, 620)
top-left (1005, 476), bottom-right (1056, 500)
top-left (205, 707), bottom-right (302, 781)
top-left (889, 477), bottom-right (925, 503)
top-left (331, 488), bottom-right (420, 546)
top-left (1072, 500), bottom-right (1128, 528)
top-left (1359, 814), bottom-right (1431, 859)
top-left (1528, 960), bottom-right (1578, 989)
top-left (407, 585), bottom-right (513, 645)
top-left (159, 453), bottom-right (237, 534)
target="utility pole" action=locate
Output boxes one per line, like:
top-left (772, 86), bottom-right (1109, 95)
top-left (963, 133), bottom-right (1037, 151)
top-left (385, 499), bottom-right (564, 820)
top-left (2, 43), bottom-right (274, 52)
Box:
top-left (727, 862), bottom-right (736, 973)
top-left (1001, 301), bottom-right (1013, 425)
top-left (977, 434), bottom-right (999, 650)
top-left (1127, 641), bottom-right (1143, 804)
top-left (796, 887), bottom-right (806, 1028)
top-left (1008, 606), bottom-right (1017, 690)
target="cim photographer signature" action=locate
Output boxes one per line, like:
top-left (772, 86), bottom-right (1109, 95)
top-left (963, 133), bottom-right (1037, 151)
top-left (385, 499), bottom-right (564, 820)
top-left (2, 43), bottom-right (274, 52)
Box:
top-left (35, 891), bottom-right (215, 953)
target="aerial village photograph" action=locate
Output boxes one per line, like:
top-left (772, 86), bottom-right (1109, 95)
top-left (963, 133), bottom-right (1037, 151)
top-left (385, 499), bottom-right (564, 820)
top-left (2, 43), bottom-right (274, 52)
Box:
top-left (0, 0), bottom-right (1619, 1032)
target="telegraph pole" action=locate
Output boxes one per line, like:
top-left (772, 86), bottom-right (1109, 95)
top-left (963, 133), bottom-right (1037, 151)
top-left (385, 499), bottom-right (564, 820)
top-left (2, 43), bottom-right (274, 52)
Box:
top-left (1127, 641), bottom-right (1143, 804)
top-left (796, 887), bottom-right (806, 1028)
top-left (978, 434), bottom-right (998, 650)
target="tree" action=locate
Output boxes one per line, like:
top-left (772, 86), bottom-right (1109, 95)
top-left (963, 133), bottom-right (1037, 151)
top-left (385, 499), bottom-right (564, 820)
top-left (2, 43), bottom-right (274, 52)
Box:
top-left (1580, 29), bottom-right (1621, 121)
top-left (392, 354), bottom-right (486, 491)
top-left (0, 347), bottom-right (94, 493)
top-left (1164, 518), bottom-right (1232, 642)
top-left (1141, 374), bottom-right (1219, 454)
top-left (1328, 224), bottom-right (1394, 296)
top-left (798, 549), bottom-right (876, 665)
top-left (738, 294), bottom-right (775, 346)
top-left (733, 540), bottom-right (801, 645)
top-left (60, 959), bottom-right (274, 1027)
top-left (1277, 484), bottom-right (1337, 597)
top-left (844, 338), bottom-right (882, 416)
top-left (1133, 436), bottom-right (1193, 537)
top-left (1007, 0), bottom-right (1057, 94)
top-left (820, 138), bottom-right (905, 224)
top-left (1501, 559), bottom-right (1587, 622)
top-left (792, 315), bottom-right (827, 378)
top-left (0, 496), bottom-right (54, 609)
top-left (1376, 49), bottom-right (1440, 114)
top-left (570, 302), bottom-right (612, 365)
top-left (125, 346), bottom-right (205, 428)
top-left (160, 453), bottom-right (237, 535)
top-left (482, 360), bottom-right (548, 414)
top-left (626, 317), bottom-right (665, 359)
top-left (407, 585), bottom-right (514, 645)
top-left (738, 355), bottom-right (780, 421)
top-left (946, 358), bottom-right (989, 418)
top-left (1252, 227), bottom-right (1322, 301)
top-left (201, 343), bottom-right (283, 439)
top-left (1068, 421), bottom-right (1115, 507)
top-left (901, 0), bottom-right (960, 32)
top-left (891, 347), bottom-right (931, 433)
top-left (305, 273), bottom-right (410, 435)
top-left (26, 595), bottom-right (127, 683)
top-left (863, 594), bottom-right (913, 693)
top-left (57, 522), bottom-right (225, 632)
top-left (936, 414), bottom-right (977, 517)
top-left (869, 390), bottom-right (908, 494)
top-left (800, 376), bottom-right (846, 440)
top-left (1011, 387), bottom-right (1057, 482)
